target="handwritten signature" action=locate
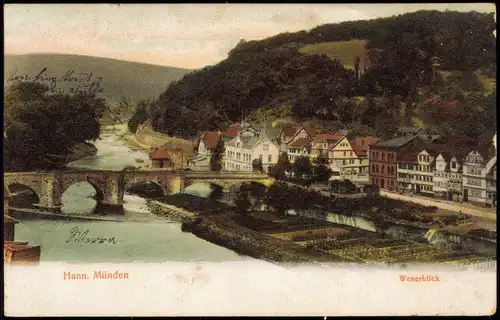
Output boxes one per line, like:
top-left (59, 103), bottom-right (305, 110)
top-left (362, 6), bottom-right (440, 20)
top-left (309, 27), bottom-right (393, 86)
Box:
top-left (7, 67), bottom-right (104, 95)
top-left (66, 226), bottom-right (118, 244)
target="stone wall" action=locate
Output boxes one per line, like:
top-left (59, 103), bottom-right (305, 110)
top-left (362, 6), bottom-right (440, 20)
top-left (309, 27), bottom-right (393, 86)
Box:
top-left (147, 200), bottom-right (196, 223)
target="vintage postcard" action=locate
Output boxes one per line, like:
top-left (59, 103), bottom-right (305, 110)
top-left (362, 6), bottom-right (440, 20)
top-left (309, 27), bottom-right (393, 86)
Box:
top-left (3, 3), bottom-right (497, 316)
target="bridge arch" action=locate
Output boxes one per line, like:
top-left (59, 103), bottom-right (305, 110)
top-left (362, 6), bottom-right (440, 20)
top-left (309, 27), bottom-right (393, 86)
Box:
top-left (228, 181), bottom-right (269, 193)
top-left (183, 181), bottom-right (226, 197)
top-left (58, 179), bottom-right (107, 214)
top-left (7, 183), bottom-right (41, 208)
top-left (124, 180), bottom-right (166, 198)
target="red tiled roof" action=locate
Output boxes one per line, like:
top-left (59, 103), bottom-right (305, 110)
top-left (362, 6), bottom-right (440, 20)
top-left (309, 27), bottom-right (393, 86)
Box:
top-left (350, 136), bottom-right (380, 157)
top-left (220, 123), bottom-right (241, 138)
top-left (281, 124), bottom-right (301, 138)
top-left (151, 150), bottom-right (171, 160)
top-left (314, 133), bottom-right (345, 142)
top-left (202, 131), bottom-right (221, 149)
top-left (289, 138), bottom-right (313, 149)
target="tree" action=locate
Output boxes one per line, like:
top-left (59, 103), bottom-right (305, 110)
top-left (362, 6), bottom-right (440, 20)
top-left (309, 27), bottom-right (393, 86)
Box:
top-left (234, 189), bottom-right (251, 218)
top-left (292, 156), bottom-right (312, 181)
top-left (268, 151), bottom-right (291, 180)
top-left (209, 139), bottom-right (225, 171)
top-left (240, 182), bottom-right (267, 211)
top-left (252, 158), bottom-right (264, 172)
top-left (208, 183), bottom-right (224, 206)
top-left (128, 100), bottom-right (151, 133)
top-left (312, 153), bottom-right (333, 182)
top-left (4, 81), bottom-right (104, 171)
top-left (264, 182), bottom-right (293, 216)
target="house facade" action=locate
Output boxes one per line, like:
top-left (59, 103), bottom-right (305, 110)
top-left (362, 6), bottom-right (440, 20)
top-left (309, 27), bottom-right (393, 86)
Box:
top-left (433, 153), bottom-right (463, 201)
top-left (369, 130), bottom-right (442, 192)
top-left (150, 150), bottom-right (174, 169)
top-left (225, 133), bottom-right (279, 172)
top-left (462, 148), bottom-right (496, 206)
top-left (396, 146), bottom-right (419, 194)
top-left (414, 149), bottom-right (438, 195)
top-left (350, 136), bottom-right (380, 176)
top-left (328, 137), bottom-right (360, 176)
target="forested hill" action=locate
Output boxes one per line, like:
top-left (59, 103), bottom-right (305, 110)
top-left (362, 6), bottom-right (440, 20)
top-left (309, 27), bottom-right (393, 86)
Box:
top-left (133, 10), bottom-right (496, 141)
top-left (4, 54), bottom-right (191, 106)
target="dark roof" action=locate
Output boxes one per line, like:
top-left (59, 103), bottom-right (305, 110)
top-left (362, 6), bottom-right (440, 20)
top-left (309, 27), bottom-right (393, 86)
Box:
top-left (373, 135), bottom-right (416, 149)
top-left (420, 143), bottom-right (452, 157)
top-left (395, 127), bottom-right (422, 137)
top-left (280, 124), bottom-right (301, 138)
top-left (398, 145), bottom-right (421, 164)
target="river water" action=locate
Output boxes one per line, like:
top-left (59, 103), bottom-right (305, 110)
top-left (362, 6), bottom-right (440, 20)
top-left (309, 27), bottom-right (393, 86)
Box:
top-left (14, 124), bottom-right (250, 263)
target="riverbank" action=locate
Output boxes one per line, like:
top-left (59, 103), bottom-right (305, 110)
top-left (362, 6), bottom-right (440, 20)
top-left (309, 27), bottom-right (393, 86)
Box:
top-left (182, 213), bottom-right (354, 264)
top-left (146, 200), bottom-right (353, 263)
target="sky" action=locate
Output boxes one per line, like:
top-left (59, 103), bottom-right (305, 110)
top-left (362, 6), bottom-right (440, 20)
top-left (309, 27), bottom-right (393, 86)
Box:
top-left (4, 3), bottom-right (496, 69)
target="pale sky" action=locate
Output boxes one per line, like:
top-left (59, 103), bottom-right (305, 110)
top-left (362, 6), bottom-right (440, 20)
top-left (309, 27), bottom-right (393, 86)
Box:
top-left (4, 3), bottom-right (496, 69)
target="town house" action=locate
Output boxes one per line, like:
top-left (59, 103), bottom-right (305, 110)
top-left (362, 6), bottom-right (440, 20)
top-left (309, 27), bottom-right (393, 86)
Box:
top-left (225, 129), bottom-right (279, 172)
top-left (350, 136), bottom-right (380, 176)
top-left (462, 147), bottom-right (496, 206)
top-left (328, 136), bottom-right (359, 176)
top-left (369, 127), bottom-right (441, 191)
top-left (433, 152), bottom-right (464, 201)
top-left (396, 145), bottom-right (420, 194)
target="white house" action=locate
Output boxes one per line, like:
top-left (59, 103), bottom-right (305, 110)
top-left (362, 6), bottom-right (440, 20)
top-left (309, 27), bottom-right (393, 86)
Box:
top-left (433, 152), bottom-right (463, 201)
top-left (462, 146), bottom-right (496, 206)
top-left (225, 131), bottom-right (279, 172)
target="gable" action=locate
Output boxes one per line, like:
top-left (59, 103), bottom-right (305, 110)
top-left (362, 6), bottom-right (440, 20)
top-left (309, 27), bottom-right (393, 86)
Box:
top-left (330, 137), bottom-right (353, 151)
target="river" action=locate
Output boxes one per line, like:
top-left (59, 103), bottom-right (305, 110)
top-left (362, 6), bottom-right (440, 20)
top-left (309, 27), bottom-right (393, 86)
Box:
top-left (13, 124), bottom-right (251, 263)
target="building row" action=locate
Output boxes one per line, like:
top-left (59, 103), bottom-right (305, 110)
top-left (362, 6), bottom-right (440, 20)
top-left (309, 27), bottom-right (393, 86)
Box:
top-left (368, 127), bottom-right (497, 207)
top-left (186, 122), bottom-right (380, 178)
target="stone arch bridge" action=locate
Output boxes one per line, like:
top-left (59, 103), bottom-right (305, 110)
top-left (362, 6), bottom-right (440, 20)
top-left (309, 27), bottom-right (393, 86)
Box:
top-left (4, 169), bottom-right (274, 213)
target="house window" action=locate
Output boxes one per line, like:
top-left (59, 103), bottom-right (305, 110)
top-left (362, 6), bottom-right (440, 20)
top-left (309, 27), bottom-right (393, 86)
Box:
top-left (372, 164), bottom-right (375, 172)
top-left (375, 165), bottom-right (379, 173)
top-left (237, 142), bottom-right (240, 148)
top-left (451, 162), bottom-right (456, 169)
top-left (381, 165), bottom-right (385, 174)
top-left (350, 151), bottom-right (353, 157)
top-left (259, 154), bottom-right (263, 162)
top-left (344, 151), bottom-right (347, 156)
top-left (263, 143), bottom-right (269, 150)
top-left (382, 153), bottom-right (385, 161)
top-left (268, 155), bottom-right (272, 163)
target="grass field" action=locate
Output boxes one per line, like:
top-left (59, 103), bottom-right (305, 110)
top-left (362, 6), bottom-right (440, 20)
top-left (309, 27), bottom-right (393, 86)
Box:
top-left (299, 39), bottom-right (368, 70)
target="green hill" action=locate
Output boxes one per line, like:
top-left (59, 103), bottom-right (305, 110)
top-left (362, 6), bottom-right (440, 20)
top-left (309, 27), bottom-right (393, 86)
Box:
top-left (4, 54), bottom-right (191, 106)
top-left (299, 39), bottom-right (368, 70)
top-left (135, 10), bottom-right (496, 140)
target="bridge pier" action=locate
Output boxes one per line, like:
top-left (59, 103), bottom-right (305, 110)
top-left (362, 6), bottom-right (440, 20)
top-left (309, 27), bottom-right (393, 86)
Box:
top-left (94, 203), bottom-right (125, 215)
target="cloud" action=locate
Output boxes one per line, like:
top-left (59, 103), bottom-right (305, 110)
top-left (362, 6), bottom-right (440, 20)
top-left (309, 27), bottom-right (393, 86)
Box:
top-left (4, 3), bottom-right (496, 69)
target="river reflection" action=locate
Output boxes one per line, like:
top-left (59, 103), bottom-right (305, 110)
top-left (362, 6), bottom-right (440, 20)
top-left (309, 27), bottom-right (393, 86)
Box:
top-left (14, 124), bottom-right (250, 262)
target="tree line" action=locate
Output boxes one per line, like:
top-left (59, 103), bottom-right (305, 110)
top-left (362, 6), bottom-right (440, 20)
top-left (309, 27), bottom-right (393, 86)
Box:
top-left (4, 82), bottom-right (105, 171)
top-left (128, 10), bottom-right (495, 141)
